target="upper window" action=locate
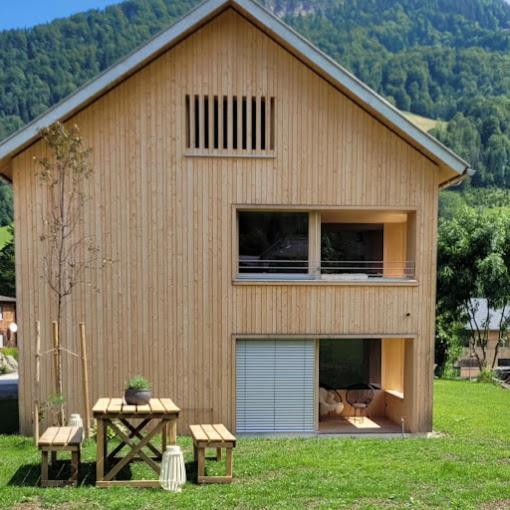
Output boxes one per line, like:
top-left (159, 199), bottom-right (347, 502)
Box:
top-left (238, 212), bottom-right (308, 276)
top-left (185, 95), bottom-right (275, 156)
top-left (321, 223), bottom-right (384, 276)
top-left (236, 209), bottom-right (416, 282)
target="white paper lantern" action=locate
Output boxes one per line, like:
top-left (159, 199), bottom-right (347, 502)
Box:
top-left (68, 414), bottom-right (84, 443)
top-left (160, 445), bottom-right (187, 492)
top-left (68, 413), bottom-right (83, 429)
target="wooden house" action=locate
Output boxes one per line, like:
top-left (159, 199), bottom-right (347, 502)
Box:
top-left (457, 298), bottom-right (510, 379)
top-left (0, 0), bottom-right (471, 435)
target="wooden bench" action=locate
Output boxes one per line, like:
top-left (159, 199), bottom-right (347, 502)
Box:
top-left (38, 426), bottom-right (83, 487)
top-left (189, 424), bottom-right (236, 484)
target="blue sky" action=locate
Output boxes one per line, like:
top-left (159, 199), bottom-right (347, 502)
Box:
top-left (0, 0), bottom-right (123, 30)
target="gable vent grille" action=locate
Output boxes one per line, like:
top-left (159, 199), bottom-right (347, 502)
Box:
top-left (185, 95), bottom-right (275, 156)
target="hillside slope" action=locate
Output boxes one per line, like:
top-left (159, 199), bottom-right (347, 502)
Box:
top-left (1, 0), bottom-right (510, 186)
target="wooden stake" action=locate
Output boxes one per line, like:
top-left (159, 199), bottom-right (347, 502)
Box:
top-left (79, 323), bottom-right (91, 438)
top-left (52, 321), bottom-right (58, 395)
top-left (51, 321), bottom-right (64, 425)
top-left (34, 321), bottom-right (41, 445)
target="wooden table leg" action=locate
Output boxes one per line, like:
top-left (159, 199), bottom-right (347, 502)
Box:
top-left (216, 448), bottom-right (222, 461)
top-left (103, 420), bottom-right (108, 462)
top-left (162, 421), bottom-right (167, 453)
top-left (168, 418), bottom-right (177, 445)
top-left (96, 418), bottom-right (105, 483)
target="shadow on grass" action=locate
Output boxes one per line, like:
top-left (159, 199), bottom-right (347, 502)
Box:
top-left (185, 454), bottom-right (229, 483)
top-left (185, 461), bottom-right (198, 484)
top-left (8, 461), bottom-right (134, 487)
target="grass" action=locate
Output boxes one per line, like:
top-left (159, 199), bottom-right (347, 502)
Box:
top-left (402, 112), bottom-right (446, 132)
top-left (0, 348), bottom-right (18, 361)
top-left (0, 380), bottom-right (509, 509)
top-left (0, 225), bottom-right (12, 250)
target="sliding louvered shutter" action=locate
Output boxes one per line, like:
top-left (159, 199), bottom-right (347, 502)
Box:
top-left (236, 340), bottom-right (315, 433)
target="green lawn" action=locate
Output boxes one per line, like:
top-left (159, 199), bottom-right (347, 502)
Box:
top-left (0, 380), bottom-right (509, 509)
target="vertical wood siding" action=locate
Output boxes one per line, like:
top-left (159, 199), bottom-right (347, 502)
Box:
top-left (13, 8), bottom-right (439, 434)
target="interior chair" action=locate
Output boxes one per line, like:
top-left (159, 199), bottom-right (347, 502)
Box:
top-left (345, 383), bottom-right (375, 421)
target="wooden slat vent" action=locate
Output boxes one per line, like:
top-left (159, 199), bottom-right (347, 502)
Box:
top-left (185, 94), bottom-right (275, 156)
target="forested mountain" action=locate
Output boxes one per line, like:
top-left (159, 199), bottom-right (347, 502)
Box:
top-left (2, 0), bottom-right (510, 187)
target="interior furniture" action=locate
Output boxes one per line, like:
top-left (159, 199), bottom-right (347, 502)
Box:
top-left (319, 386), bottom-right (345, 418)
top-left (93, 397), bottom-right (180, 488)
top-left (189, 424), bottom-right (236, 484)
top-left (346, 383), bottom-right (375, 420)
top-left (38, 426), bottom-right (83, 487)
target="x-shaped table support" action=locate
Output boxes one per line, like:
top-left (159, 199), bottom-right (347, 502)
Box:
top-left (103, 418), bottom-right (165, 481)
top-left (95, 414), bottom-right (178, 487)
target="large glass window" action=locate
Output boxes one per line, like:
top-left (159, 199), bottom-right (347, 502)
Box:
top-left (321, 223), bottom-right (384, 275)
top-left (238, 212), bottom-right (308, 274)
top-left (236, 209), bottom-right (415, 280)
top-left (319, 339), bottom-right (381, 389)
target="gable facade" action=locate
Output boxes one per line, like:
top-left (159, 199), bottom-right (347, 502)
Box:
top-left (12, 7), bottom-right (445, 434)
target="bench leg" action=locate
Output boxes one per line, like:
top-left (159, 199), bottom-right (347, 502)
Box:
top-left (71, 450), bottom-right (79, 486)
top-left (226, 448), bottom-right (233, 478)
top-left (216, 448), bottom-right (222, 461)
top-left (96, 419), bottom-right (105, 482)
top-left (41, 451), bottom-right (49, 486)
top-left (197, 447), bottom-right (205, 483)
top-left (193, 444), bottom-right (198, 462)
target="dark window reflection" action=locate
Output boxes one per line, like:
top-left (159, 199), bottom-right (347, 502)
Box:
top-left (239, 212), bottom-right (308, 273)
top-left (320, 339), bottom-right (381, 389)
top-left (321, 223), bottom-right (383, 275)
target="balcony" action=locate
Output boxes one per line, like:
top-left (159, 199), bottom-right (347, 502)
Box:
top-left (236, 210), bottom-right (417, 283)
top-left (238, 259), bottom-right (415, 281)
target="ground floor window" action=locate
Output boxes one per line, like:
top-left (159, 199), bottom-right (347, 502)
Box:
top-left (236, 337), bottom-right (411, 434)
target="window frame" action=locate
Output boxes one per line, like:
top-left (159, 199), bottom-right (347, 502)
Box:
top-left (233, 206), bottom-right (419, 285)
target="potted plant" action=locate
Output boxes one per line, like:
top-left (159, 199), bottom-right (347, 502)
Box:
top-left (124, 376), bottom-right (152, 405)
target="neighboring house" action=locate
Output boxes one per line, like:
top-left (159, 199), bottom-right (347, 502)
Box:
top-left (457, 298), bottom-right (510, 378)
top-left (0, 0), bottom-right (471, 435)
top-left (0, 296), bottom-right (16, 348)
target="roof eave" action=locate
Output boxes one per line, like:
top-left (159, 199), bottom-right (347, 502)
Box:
top-left (439, 166), bottom-right (475, 190)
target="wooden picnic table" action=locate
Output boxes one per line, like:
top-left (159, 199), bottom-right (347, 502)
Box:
top-left (93, 397), bottom-right (180, 488)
